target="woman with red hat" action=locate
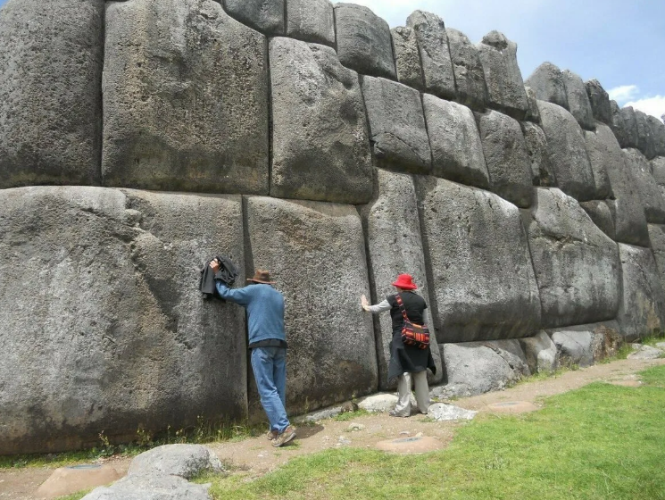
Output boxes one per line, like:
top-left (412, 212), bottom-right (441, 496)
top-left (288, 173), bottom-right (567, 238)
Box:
top-left (361, 274), bottom-right (436, 417)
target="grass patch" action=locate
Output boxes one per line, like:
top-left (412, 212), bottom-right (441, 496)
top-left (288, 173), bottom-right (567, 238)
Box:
top-left (332, 409), bottom-right (370, 422)
top-left (206, 365), bottom-right (665, 500)
top-left (56, 491), bottom-right (90, 500)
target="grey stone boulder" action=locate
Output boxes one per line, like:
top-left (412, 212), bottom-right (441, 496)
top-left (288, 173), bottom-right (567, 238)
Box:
top-left (391, 26), bottom-right (424, 90)
top-left (635, 110), bottom-right (656, 160)
top-left (652, 157), bottom-right (665, 186)
top-left (521, 122), bottom-right (556, 187)
top-left (538, 100), bottom-right (596, 201)
top-left (0, 0), bottom-right (103, 188)
top-left (524, 86), bottom-right (541, 123)
top-left (648, 115), bottom-right (665, 157)
top-left (223, 0), bottom-right (284, 35)
top-left (611, 105), bottom-right (639, 149)
top-left (334, 3), bottom-right (396, 79)
top-left (423, 95), bottom-right (490, 188)
top-left (245, 197), bottom-right (378, 415)
top-left (407, 10), bottom-right (456, 100)
top-left (476, 31), bottom-right (529, 120)
top-left (526, 62), bottom-right (568, 109)
top-left (525, 188), bottom-right (620, 329)
top-left (357, 393), bottom-right (398, 413)
top-left (477, 110), bottom-right (534, 207)
top-left (580, 201), bottom-right (616, 240)
top-left (427, 404), bottom-right (477, 421)
top-left (270, 38), bottom-right (372, 203)
top-left (627, 345), bottom-right (663, 360)
top-left (585, 79), bottom-right (612, 125)
top-left (616, 244), bottom-right (665, 341)
top-left (361, 76), bottom-right (432, 174)
top-left (447, 28), bottom-right (488, 111)
top-left (286, 0), bottom-right (335, 46)
top-left (415, 177), bottom-right (541, 343)
top-left (647, 224), bottom-right (665, 302)
top-left (548, 328), bottom-right (594, 367)
top-left (585, 124), bottom-right (649, 246)
top-left (361, 169), bottom-right (443, 389)
top-left (622, 148), bottom-right (665, 224)
top-left (128, 445), bottom-right (223, 479)
top-left (81, 473), bottom-right (211, 500)
top-left (103, 0), bottom-right (269, 194)
top-left (582, 129), bottom-right (613, 200)
top-left (519, 331), bottom-right (559, 374)
top-left (0, 187), bottom-right (248, 455)
top-left (562, 70), bottom-right (595, 130)
top-left (437, 340), bottom-right (530, 398)
top-left (590, 320), bottom-right (623, 361)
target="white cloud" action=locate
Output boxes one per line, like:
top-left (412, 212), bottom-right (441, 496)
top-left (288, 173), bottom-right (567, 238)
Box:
top-left (625, 95), bottom-right (665, 121)
top-left (607, 85), bottom-right (639, 104)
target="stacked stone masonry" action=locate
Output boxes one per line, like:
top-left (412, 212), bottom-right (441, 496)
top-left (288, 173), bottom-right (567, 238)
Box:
top-left (1, 0), bottom-right (665, 454)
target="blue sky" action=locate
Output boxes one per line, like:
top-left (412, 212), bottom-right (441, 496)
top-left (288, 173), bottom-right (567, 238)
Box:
top-left (0, 0), bottom-right (663, 118)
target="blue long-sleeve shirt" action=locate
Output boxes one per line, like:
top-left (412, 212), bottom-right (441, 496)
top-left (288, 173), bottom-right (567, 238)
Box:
top-left (215, 282), bottom-right (286, 345)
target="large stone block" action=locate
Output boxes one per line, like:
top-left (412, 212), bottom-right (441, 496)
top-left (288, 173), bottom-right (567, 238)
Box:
top-left (585, 124), bottom-right (648, 246)
top-left (0, 0), bottom-right (103, 188)
top-left (416, 177), bottom-right (541, 343)
top-left (103, 0), bottom-right (269, 194)
top-left (526, 62), bottom-right (568, 109)
top-left (391, 26), bottom-right (424, 90)
top-left (652, 156), bottom-right (665, 186)
top-left (581, 129), bottom-right (612, 200)
top-left (611, 104), bottom-right (639, 149)
top-left (519, 331), bottom-right (558, 374)
top-left (562, 70), bottom-right (595, 131)
top-left (585, 79), bottom-right (612, 125)
top-left (623, 148), bottom-right (665, 224)
top-left (617, 244), bottom-right (665, 341)
top-left (361, 76), bottom-right (431, 174)
top-left (286, 0), bottom-right (335, 46)
top-left (580, 200), bottom-right (616, 240)
top-left (477, 110), bottom-right (534, 207)
top-left (334, 3), bottom-right (396, 79)
top-left (270, 38), bottom-right (372, 203)
top-left (521, 122), bottom-right (556, 187)
top-left (538, 100), bottom-right (596, 201)
top-left (648, 116), bottom-right (665, 157)
top-left (361, 169), bottom-right (443, 389)
top-left (245, 197), bottom-right (379, 414)
top-left (407, 10), bottom-right (456, 100)
top-left (223, 0), bottom-right (284, 34)
top-left (525, 188), bottom-right (620, 329)
top-left (647, 224), bottom-right (665, 306)
top-left (422, 95), bottom-right (489, 188)
top-left (447, 28), bottom-right (487, 111)
top-left (524, 86), bottom-right (541, 123)
top-left (635, 110), bottom-right (657, 160)
top-left (0, 187), bottom-right (247, 455)
top-left (476, 31), bottom-right (529, 120)
top-left (547, 321), bottom-right (622, 368)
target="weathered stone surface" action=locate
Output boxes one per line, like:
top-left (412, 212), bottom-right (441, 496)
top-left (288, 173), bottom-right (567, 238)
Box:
top-left (361, 169), bottom-right (443, 389)
top-left (407, 10), bottom-right (456, 100)
top-left (525, 188), bottom-right (620, 328)
top-left (416, 177), bottom-right (541, 343)
top-left (582, 128), bottom-right (613, 200)
top-left (623, 148), bottom-right (665, 224)
top-left (562, 70), bottom-right (595, 131)
top-left (437, 340), bottom-right (530, 398)
top-left (357, 393), bottom-right (398, 413)
top-left (245, 197), bottom-right (378, 414)
top-left (103, 0), bottom-right (269, 194)
top-left (391, 26), bottom-right (424, 90)
top-left (447, 28), bottom-right (487, 110)
top-left (627, 345), bottom-right (664, 360)
top-left (82, 473), bottom-right (211, 500)
top-left (524, 86), bottom-right (541, 123)
top-left (519, 331), bottom-right (558, 374)
top-left (548, 328), bottom-right (594, 367)
top-left (427, 404), bottom-right (477, 421)
top-left (648, 224), bottom-right (665, 303)
top-left (617, 244), bottom-right (665, 341)
top-left (635, 110), bottom-right (656, 160)
top-left (648, 116), bottom-right (665, 157)
top-left (423, 95), bottom-right (489, 188)
top-left (580, 201), bottom-right (616, 240)
top-left (223, 0), bottom-right (284, 35)
top-left (526, 62), bottom-right (568, 109)
top-left (612, 105), bottom-right (640, 149)
top-left (334, 3), bottom-right (396, 79)
top-left (128, 445), bottom-right (223, 479)
top-left (477, 110), bottom-right (534, 207)
top-left (477, 31), bottom-right (529, 120)
top-left (590, 320), bottom-right (623, 360)
top-left (521, 122), bottom-right (556, 187)
top-left (361, 76), bottom-right (431, 174)
top-left (652, 157), bottom-right (665, 186)
top-left (0, 187), bottom-right (247, 455)
top-left (585, 124), bottom-right (649, 246)
top-left (585, 79), bottom-right (612, 125)
top-left (270, 38), bottom-right (372, 203)
top-left (538, 100), bottom-right (596, 201)
top-left (286, 0), bottom-right (335, 46)
top-left (0, 0), bottom-right (103, 188)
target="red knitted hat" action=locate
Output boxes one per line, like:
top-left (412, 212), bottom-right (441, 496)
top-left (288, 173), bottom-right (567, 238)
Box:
top-left (392, 274), bottom-right (417, 290)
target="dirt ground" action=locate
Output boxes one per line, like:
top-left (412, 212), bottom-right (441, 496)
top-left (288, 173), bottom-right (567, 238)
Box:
top-left (2, 357), bottom-right (663, 500)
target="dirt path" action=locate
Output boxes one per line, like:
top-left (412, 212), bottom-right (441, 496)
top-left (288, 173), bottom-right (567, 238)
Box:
top-left (2, 357), bottom-right (663, 500)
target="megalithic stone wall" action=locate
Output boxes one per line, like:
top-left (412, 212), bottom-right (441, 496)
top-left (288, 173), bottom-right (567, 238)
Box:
top-left (1, 0), bottom-right (665, 454)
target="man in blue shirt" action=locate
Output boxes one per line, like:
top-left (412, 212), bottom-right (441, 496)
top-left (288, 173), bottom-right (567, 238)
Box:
top-left (209, 264), bottom-right (296, 447)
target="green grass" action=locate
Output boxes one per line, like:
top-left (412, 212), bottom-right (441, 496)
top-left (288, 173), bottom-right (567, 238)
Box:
top-left (204, 365), bottom-right (665, 500)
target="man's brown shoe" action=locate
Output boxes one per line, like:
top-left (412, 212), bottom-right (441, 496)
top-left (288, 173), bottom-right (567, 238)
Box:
top-left (267, 429), bottom-right (278, 441)
top-left (272, 426), bottom-right (296, 447)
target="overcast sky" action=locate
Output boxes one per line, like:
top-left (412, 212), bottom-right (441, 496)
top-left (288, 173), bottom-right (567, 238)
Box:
top-left (0, 0), bottom-right (663, 118)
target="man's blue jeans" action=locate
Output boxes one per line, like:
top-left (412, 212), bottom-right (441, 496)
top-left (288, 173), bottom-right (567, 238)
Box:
top-left (251, 347), bottom-right (290, 433)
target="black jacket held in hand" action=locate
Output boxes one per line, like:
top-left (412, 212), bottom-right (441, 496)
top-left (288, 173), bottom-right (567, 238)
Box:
top-left (199, 255), bottom-right (239, 300)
